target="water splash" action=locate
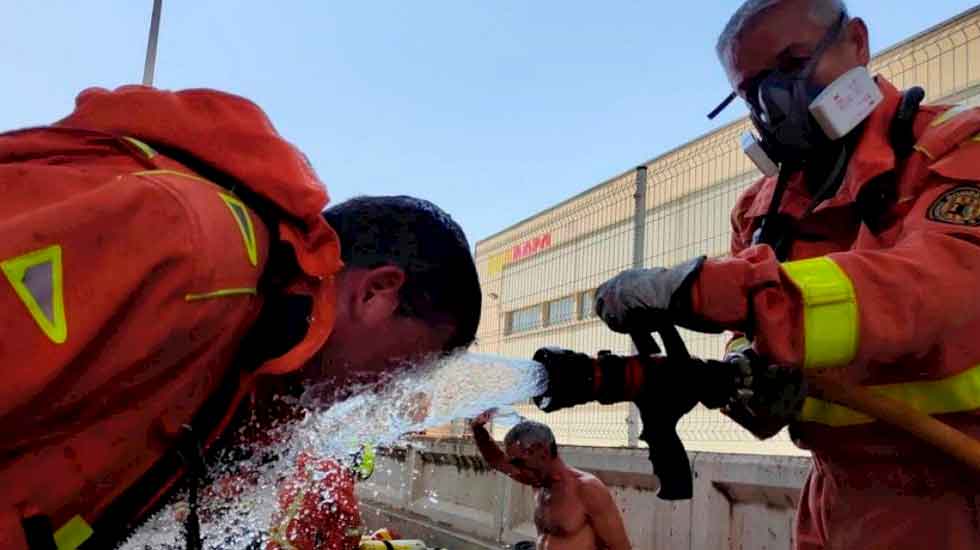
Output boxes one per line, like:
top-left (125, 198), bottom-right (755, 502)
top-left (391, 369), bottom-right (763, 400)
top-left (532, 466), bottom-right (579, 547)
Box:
top-left (491, 405), bottom-right (528, 430)
top-left (298, 352), bottom-right (547, 458)
top-left (116, 352), bottom-right (546, 549)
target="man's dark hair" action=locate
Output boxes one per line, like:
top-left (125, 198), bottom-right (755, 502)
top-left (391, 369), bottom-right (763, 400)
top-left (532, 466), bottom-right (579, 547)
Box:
top-left (505, 420), bottom-right (558, 457)
top-left (323, 195), bottom-right (482, 351)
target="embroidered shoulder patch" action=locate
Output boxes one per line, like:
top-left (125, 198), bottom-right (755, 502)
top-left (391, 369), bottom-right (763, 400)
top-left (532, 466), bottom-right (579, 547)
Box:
top-left (927, 186), bottom-right (980, 226)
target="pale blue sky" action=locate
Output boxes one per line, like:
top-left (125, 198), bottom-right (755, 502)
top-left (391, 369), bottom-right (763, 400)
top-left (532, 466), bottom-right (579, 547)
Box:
top-left (3, 1), bottom-right (977, 245)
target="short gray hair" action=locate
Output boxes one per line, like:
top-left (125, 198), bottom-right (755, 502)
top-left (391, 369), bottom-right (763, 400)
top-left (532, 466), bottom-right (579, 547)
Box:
top-left (504, 420), bottom-right (558, 456)
top-left (716, 0), bottom-right (848, 64)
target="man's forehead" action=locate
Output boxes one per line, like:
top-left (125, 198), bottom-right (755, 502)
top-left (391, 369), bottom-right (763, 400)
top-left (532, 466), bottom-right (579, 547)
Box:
top-left (725, 1), bottom-right (829, 86)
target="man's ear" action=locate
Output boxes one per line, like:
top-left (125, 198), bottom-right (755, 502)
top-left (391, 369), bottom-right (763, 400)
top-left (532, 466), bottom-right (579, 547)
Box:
top-left (350, 265), bottom-right (406, 325)
top-left (847, 17), bottom-right (870, 65)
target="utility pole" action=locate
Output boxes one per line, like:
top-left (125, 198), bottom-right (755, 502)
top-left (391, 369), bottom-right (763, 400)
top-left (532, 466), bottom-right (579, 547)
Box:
top-left (143, 0), bottom-right (163, 85)
top-left (627, 165), bottom-right (648, 447)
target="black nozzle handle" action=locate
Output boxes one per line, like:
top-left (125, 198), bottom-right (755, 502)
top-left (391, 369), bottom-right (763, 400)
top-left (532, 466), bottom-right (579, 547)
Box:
top-left (630, 331), bottom-right (661, 357)
top-left (658, 325), bottom-right (690, 362)
top-left (629, 326), bottom-right (695, 501)
top-left (631, 323), bottom-right (690, 361)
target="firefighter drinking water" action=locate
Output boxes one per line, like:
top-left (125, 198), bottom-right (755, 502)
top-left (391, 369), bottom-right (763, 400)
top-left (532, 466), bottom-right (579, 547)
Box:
top-left (0, 85), bottom-right (482, 549)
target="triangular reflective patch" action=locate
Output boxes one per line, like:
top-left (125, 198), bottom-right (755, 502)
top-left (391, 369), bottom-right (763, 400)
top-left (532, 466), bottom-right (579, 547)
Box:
top-left (219, 193), bottom-right (258, 267)
top-left (1, 244), bottom-right (67, 343)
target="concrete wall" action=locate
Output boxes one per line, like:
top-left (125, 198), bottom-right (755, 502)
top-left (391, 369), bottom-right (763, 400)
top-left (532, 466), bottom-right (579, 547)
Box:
top-left (358, 438), bottom-right (811, 550)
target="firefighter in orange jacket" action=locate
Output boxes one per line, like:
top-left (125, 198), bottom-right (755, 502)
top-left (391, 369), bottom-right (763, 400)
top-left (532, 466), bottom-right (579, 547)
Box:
top-left (594, 1), bottom-right (980, 548)
top-left (0, 86), bottom-right (481, 549)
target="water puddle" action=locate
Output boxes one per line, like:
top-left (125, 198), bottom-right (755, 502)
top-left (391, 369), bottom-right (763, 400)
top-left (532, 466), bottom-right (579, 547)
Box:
top-left (117, 352), bottom-right (546, 549)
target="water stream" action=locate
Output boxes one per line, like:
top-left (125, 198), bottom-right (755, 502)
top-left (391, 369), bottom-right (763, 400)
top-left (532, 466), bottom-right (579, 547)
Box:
top-left (117, 352), bottom-right (547, 549)
top-left (298, 353), bottom-right (547, 458)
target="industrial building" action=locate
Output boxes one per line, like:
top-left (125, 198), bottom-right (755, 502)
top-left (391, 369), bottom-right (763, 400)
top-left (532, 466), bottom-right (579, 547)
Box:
top-left (465, 6), bottom-right (980, 454)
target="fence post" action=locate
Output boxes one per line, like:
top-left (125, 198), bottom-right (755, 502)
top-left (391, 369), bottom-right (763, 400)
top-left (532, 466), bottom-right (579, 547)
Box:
top-left (627, 165), bottom-right (648, 447)
top-left (403, 445), bottom-right (421, 505)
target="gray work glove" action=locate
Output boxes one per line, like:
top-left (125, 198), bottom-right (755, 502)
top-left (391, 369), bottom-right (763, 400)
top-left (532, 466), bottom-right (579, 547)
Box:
top-left (594, 256), bottom-right (720, 334)
top-left (720, 349), bottom-right (807, 440)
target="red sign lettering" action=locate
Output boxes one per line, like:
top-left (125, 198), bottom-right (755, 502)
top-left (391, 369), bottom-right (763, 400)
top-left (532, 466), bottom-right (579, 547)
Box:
top-left (511, 233), bottom-right (552, 261)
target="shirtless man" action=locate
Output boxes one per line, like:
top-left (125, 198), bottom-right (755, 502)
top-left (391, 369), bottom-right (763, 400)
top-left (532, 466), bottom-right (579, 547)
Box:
top-left (470, 411), bottom-right (631, 550)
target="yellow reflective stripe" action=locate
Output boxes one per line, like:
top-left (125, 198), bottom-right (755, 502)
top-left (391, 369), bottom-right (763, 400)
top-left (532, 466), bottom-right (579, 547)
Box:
top-left (131, 171), bottom-right (260, 267)
top-left (131, 168), bottom-right (213, 185)
top-left (54, 515), bottom-right (93, 550)
top-left (218, 193), bottom-right (259, 267)
top-left (725, 336), bottom-right (751, 355)
top-left (185, 287), bottom-right (257, 301)
top-left (356, 444), bottom-right (376, 480)
top-left (913, 144), bottom-right (936, 160)
top-left (782, 257), bottom-right (858, 369)
top-left (800, 397), bottom-right (866, 426)
top-left (1, 244), bottom-right (67, 344)
top-left (800, 363), bottom-right (980, 427)
top-left (121, 136), bottom-right (156, 158)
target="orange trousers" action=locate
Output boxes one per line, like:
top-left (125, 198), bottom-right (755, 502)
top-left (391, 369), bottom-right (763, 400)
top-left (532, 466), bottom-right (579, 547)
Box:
top-left (796, 458), bottom-right (980, 549)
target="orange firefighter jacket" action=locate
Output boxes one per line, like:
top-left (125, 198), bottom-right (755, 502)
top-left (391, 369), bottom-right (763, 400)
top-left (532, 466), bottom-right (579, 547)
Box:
top-left (690, 77), bottom-right (980, 485)
top-left (0, 86), bottom-right (343, 549)
top-left (268, 452), bottom-right (363, 550)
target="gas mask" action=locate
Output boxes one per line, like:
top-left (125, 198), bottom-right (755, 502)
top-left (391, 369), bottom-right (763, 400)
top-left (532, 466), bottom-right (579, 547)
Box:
top-left (744, 65), bottom-right (832, 166)
top-left (709, 13), bottom-right (883, 176)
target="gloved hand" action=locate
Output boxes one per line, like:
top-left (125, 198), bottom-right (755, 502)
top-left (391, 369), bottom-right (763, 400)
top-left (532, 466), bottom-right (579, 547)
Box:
top-left (719, 349), bottom-right (807, 440)
top-left (594, 256), bottom-right (719, 334)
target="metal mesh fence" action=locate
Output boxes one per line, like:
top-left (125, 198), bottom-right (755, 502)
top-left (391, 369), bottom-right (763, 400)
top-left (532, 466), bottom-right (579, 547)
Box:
top-left (439, 9), bottom-right (980, 455)
top-left (874, 15), bottom-right (980, 105)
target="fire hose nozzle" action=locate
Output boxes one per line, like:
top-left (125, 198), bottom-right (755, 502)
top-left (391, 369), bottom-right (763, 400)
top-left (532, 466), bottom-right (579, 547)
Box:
top-left (530, 325), bottom-right (735, 501)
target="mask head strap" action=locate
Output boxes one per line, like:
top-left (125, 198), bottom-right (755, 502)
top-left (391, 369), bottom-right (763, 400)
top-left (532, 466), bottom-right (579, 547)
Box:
top-left (800, 11), bottom-right (847, 80)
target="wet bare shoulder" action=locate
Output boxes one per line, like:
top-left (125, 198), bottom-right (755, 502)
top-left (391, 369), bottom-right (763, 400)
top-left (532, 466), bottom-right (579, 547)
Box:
top-left (573, 470), bottom-right (611, 497)
top-left (569, 467), bottom-right (597, 481)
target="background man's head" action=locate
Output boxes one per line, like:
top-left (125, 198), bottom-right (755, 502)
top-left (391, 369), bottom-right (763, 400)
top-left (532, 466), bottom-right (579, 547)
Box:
top-left (503, 420), bottom-right (559, 487)
top-left (317, 195), bottom-right (481, 380)
top-left (716, 0), bottom-right (870, 97)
